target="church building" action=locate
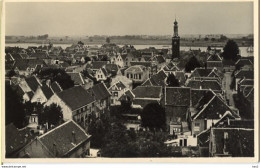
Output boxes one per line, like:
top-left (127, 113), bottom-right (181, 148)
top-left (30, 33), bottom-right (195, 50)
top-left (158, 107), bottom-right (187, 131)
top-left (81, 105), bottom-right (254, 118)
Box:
top-left (172, 19), bottom-right (180, 59)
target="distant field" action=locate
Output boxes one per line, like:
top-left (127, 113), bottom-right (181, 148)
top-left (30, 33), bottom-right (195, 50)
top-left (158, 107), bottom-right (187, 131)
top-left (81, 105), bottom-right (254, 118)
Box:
top-left (5, 37), bottom-right (253, 47)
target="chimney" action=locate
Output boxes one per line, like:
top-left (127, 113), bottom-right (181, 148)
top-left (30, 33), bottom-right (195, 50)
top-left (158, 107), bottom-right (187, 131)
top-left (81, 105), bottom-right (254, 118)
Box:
top-left (227, 117), bottom-right (230, 126)
top-left (72, 131), bottom-right (76, 143)
top-left (46, 79), bottom-right (51, 87)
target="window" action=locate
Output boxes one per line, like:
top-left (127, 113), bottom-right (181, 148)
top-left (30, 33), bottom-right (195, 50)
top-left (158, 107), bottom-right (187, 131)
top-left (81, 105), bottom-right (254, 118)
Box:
top-left (114, 92), bottom-right (118, 97)
top-left (224, 132), bottom-right (229, 139)
top-left (130, 74), bottom-right (133, 79)
top-left (195, 123), bottom-right (200, 127)
top-left (37, 98), bottom-right (41, 103)
top-left (127, 74), bottom-right (129, 78)
top-left (139, 74), bottom-right (141, 79)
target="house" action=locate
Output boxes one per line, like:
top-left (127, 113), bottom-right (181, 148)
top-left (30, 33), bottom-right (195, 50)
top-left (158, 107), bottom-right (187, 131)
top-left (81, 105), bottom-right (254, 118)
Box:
top-left (190, 67), bottom-right (222, 79)
top-left (234, 70), bottom-right (254, 91)
top-left (17, 120), bottom-right (91, 158)
top-left (13, 59), bottom-right (46, 76)
top-left (111, 75), bottom-right (133, 90)
top-left (50, 81), bottom-right (63, 93)
top-left (6, 123), bottom-right (35, 158)
top-left (109, 81), bottom-right (127, 106)
top-left (105, 63), bottom-right (121, 77)
top-left (164, 87), bottom-right (191, 134)
top-left (31, 85), bottom-right (54, 104)
top-left (124, 65), bottom-right (149, 84)
top-left (132, 86), bottom-right (162, 108)
top-left (186, 79), bottom-right (222, 93)
top-left (191, 90), bottom-right (239, 135)
top-left (237, 78), bottom-right (254, 94)
top-left (89, 61), bottom-right (108, 74)
top-left (209, 128), bottom-right (254, 157)
top-left (197, 112), bottom-right (252, 157)
top-left (67, 72), bottom-right (85, 86)
top-left (110, 54), bottom-right (124, 67)
top-left (142, 70), bottom-right (167, 87)
top-left (45, 86), bottom-right (96, 127)
top-left (87, 82), bottom-right (111, 117)
top-left (235, 58), bottom-right (253, 70)
top-left (222, 59), bottom-right (236, 72)
top-left (206, 54), bottom-right (223, 70)
top-left (30, 52), bottom-right (49, 59)
top-left (95, 68), bottom-right (108, 81)
top-left (19, 76), bottom-right (42, 94)
top-left (130, 61), bottom-right (157, 77)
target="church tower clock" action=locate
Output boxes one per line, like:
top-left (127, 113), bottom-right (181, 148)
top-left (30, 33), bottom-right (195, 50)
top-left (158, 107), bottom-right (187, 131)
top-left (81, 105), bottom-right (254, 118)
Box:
top-left (172, 18), bottom-right (180, 59)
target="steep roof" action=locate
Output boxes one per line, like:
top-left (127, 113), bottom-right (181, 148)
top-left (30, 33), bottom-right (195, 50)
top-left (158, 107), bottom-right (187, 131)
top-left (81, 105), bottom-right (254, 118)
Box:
top-left (57, 86), bottom-right (95, 111)
top-left (235, 70), bottom-right (254, 79)
top-left (105, 64), bottom-right (119, 76)
top-left (165, 87), bottom-right (191, 106)
top-left (207, 54), bottom-right (222, 61)
top-left (25, 76), bottom-right (42, 93)
top-left (130, 61), bottom-right (152, 67)
top-left (191, 89), bottom-right (210, 106)
top-left (186, 80), bottom-right (222, 92)
top-left (50, 81), bottom-right (63, 93)
top-left (235, 59), bottom-right (253, 66)
top-left (119, 90), bottom-right (135, 101)
top-left (133, 99), bottom-right (159, 108)
top-left (132, 86), bottom-right (162, 99)
top-left (125, 65), bottom-right (146, 73)
top-left (88, 83), bottom-right (111, 100)
top-left (91, 61), bottom-right (108, 70)
top-left (38, 120), bottom-right (91, 157)
top-left (41, 85), bottom-right (54, 99)
top-left (67, 72), bottom-right (85, 85)
top-left (192, 93), bottom-right (238, 120)
top-left (6, 123), bottom-right (35, 157)
top-left (30, 52), bottom-right (49, 59)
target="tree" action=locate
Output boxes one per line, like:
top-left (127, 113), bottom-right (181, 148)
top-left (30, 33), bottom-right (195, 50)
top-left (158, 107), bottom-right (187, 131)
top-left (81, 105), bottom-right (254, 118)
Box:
top-left (185, 56), bottom-right (201, 72)
top-left (106, 37), bottom-right (110, 44)
top-left (5, 85), bottom-right (26, 128)
top-left (37, 68), bottom-right (74, 90)
top-left (84, 56), bottom-right (91, 63)
top-left (222, 40), bottom-right (240, 61)
top-left (204, 37), bottom-right (209, 41)
top-left (42, 103), bottom-right (63, 127)
top-left (6, 69), bottom-right (16, 78)
top-left (78, 41), bottom-right (84, 45)
top-left (166, 73), bottom-right (180, 87)
top-left (220, 35), bottom-right (228, 41)
top-left (141, 103), bottom-right (166, 130)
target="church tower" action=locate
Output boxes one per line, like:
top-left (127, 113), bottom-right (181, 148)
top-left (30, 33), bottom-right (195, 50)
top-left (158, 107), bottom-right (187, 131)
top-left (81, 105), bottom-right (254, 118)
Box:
top-left (172, 18), bottom-right (180, 59)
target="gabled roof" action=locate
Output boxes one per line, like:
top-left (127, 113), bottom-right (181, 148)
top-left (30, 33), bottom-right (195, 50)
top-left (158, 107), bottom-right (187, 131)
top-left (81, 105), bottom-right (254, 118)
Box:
top-left (155, 55), bottom-right (166, 63)
top-left (91, 61), bottom-right (108, 70)
top-left (6, 123), bottom-right (35, 156)
top-left (165, 87), bottom-right (191, 106)
top-left (130, 61), bottom-right (152, 67)
top-left (110, 81), bottom-right (126, 91)
top-left (119, 89), bottom-right (135, 101)
top-left (30, 52), bottom-right (49, 59)
top-left (238, 78), bottom-right (254, 86)
top-left (133, 99), bottom-right (159, 108)
top-left (41, 85), bottom-right (54, 99)
top-left (186, 79), bottom-right (222, 92)
top-left (105, 64), bottom-right (119, 76)
top-left (235, 70), bottom-right (254, 79)
top-left (56, 86), bottom-right (95, 111)
top-left (207, 54), bottom-right (222, 61)
top-left (25, 76), bottom-right (42, 93)
top-left (88, 83), bottom-right (111, 100)
top-left (145, 70), bottom-right (167, 87)
top-left (191, 89), bottom-right (210, 106)
top-left (125, 65), bottom-right (146, 73)
top-left (192, 92), bottom-right (238, 120)
top-left (132, 86), bottom-right (162, 99)
top-left (235, 58), bottom-right (253, 66)
top-left (190, 68), bottom-right (213, 78)
top-left (67, 72), bottom-right (85, 85)
top-left (38, 120), bottom-right (91, 157)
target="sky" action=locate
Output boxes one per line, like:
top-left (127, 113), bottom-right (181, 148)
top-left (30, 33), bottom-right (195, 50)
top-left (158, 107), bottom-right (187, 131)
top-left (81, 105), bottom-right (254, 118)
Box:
top-left (5, 2), bottom-right (254, 36)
